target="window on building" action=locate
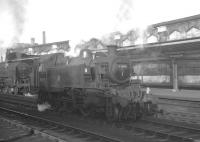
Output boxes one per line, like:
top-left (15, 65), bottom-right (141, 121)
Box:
top-left (169, 31), bottom-right (182, 40)
top-left (186, 27), bottom-right (200, 38)
top-left (147, 35), bottom-right (158, 43)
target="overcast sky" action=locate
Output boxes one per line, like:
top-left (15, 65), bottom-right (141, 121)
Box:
top-left (1, 0), bottom-right (200, 47)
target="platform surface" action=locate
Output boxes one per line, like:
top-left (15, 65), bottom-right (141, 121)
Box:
top-left (150, 88), bottom-right (200, 101)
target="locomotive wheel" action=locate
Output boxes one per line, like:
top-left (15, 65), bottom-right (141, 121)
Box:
top-left (63, 89), bottom-right (75, 113)
top-left (113, 104), bottom-right (122, 121)
top-left (105, 98), bottom-right (122, 121)
top-left (105, 97), bottom-right (114, 121)
top-left (58, 101), bottom-right (74, 114)
top-left (123, 104), bottom-right (135, 120)
top-left (106, 104), bottom-right (121, 121)
top-left (79, 106), bottom-right (93, 117)
top-left (129, 103), bottom-right (138, 121)
top-left (66, 103), bottom-right (74, 113)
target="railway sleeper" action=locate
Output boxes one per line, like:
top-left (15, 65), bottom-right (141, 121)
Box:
top-left (132, 124), bottom-right (199, 142)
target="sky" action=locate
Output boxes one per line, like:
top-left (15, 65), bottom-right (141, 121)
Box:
top-left (1, 0), bottom-right (200, 48)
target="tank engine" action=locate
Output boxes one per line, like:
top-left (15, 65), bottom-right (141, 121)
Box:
top-left (0, 50), bottom-right (66, 96)
top-left (38, 45), bottom-right (157, 121)
top-left (0, 52), bottom-right (38, 95)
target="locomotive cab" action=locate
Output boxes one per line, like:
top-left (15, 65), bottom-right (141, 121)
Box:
top-left (83, 65), bottom-right (96, 81)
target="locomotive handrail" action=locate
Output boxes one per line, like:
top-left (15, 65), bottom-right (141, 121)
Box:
top-left (7, 57), bottom-right (40, 62)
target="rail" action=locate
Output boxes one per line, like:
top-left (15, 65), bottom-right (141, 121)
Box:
top-left (0, 106), bottom-right (121, 142)
top-left (124, 117), bottom-right (200, 142)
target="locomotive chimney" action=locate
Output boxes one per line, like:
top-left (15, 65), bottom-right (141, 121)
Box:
top-left (31, 38), bottom-right (35, 45)
top-left (42, 31), bottom-right (46, 44)
top-left (107, 45), bottom-right (117, 55)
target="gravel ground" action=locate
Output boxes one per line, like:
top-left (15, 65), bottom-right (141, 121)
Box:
top-left (0, 103), bottom-right (156, 142)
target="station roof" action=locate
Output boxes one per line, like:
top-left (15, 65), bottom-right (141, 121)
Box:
top-left (118, 37), bottom-right (200, 60)
top-left (152, 14), bottom-right (200, 27)
top-left (120, 37), bottom-right (200, 51)
top-left (7, 40), bottom-right (70, 55)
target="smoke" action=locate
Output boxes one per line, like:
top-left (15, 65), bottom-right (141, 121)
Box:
top-left (37, 102), bottom-right (51, 112)
top-left (115, 0), bottom-right (137, 42)
top-left (0, 0), bottom-right (28, 46)
top-left (64, 40), bottom-right (83, 57)
top-left (117, 0), bottom-right (133, 22)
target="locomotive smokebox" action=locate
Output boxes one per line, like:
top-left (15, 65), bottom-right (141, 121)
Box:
top-left (107, 45), bottom-right (118, 55)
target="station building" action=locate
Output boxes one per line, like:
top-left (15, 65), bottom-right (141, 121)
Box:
top-left (121, 14), bottom-right (200, 46)
top-left (146, 14), bottom-right (200, 43)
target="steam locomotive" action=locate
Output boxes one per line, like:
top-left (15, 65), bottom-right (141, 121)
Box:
top-left (0, 45), bottom-right (157, 121)
top-left (0, 52), bottom-right (39, 95)
top-left (38, 45), bottom-right (157, 120)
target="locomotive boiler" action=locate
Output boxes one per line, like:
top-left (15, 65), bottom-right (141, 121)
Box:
top-left (38, 45), bottom-right (157, 121)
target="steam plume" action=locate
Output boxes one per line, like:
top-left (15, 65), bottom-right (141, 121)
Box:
top-left (117, 0), bottom-right (133, 22)
top-left (0, 0), bottom-right (27, 46)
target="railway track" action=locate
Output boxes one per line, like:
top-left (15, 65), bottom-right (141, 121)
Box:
top-left (123, 117), bottom-right (200, 142)
top-left (1, 95), bottom-right (200, 142)
top-left (0, 94), bottom-right (37, 109)
top-left (0, 106), bottom-right (121, 142)
top-left (159, 111), bottom-right (200, 125)
top-left (0, 116), bottom-right (61, 142)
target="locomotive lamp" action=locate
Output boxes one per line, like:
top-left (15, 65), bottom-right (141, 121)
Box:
top-left (84, 67), bottom-right (88, 73)
top-left (146, 87), bottom-right (151, 94)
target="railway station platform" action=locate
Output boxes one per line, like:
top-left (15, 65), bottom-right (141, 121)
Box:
top-left (150, 88), bottom-right (200, 102)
